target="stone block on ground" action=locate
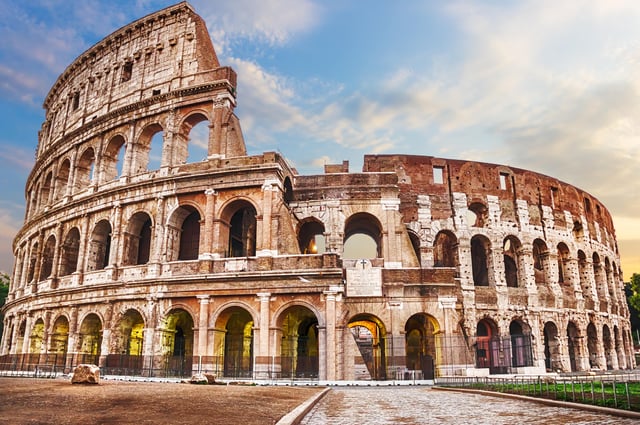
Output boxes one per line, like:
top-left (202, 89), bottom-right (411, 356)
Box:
top-left (71, 364), bottom-right (100, 384)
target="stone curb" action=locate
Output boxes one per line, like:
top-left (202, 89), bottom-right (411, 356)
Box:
top-left (432, 386), bottom-right (640, 420)
top-left (276, 387), bottom-right (331, 425)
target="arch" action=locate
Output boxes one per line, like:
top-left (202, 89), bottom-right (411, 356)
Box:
top-left (532, 239), bottom-right (549, 284)
top-left (102, 135), bottom-right (126, 182)
top-left (39, 234), bottom-right (56, 281)
top-left (29, 318), bottom-right (45, 354)
top-left (158, 308), bottom-right (194, 375)
top-left (50, 315), bottom-right (70, 363)
top-left (86, 220), bottom-right (112, 271)
top-left (166, 205), bottom-right (202, 261)
top-left (55, 158), bottom-right (71, 200)
top-left (567, 321), bottom-right (581, 372)
top-left (503, 236), bottom-right (522, 288)
top-left (556, 243), bottom-right (571, 284)
top-left (221, 200), bottom-right (257, 258)
top-left (471, 235), bottom-right (491, 286)
top-left (433, 230), bottom-right (457, 267)
top-left (60, 227), bottom-right (81, 276)
top-left (40, 171), bottom-right (53, 208)
top-left (586, 322), bottom-right (599, 369)
top-left (509, 320), bottom-right (533, 367)
top-left (111, 309), bottom-right (145, 357)
top-left (26, 241), bottom-right (39, 283)
top-left (78, 313), bottom-right (102, 364)
top-left (577, 250), bottom-right (593, 305)
top-left (543, 321), bottom-right (561, 372)
top-left (592, 252), bottom-right (608, 301)
top-left (278, 305), bottom-right (320, 378)
top-left (408, 230), bottom-right (421, 266)
top-left (123, 211), bottom-right (153, 265)
top-left (475, 318), bottom-right (503, 373)
top-left (182, 113), bottom-right (210, 164)
top-left (467, 202), bottom-right (488, 227)
top-left (343, 212), bottom-right (383, 259)
top-left (298, 219), bottom-right (326, 254)
top-left (134, 123), bottom-right (164, 173)
top-left (283, 176), bottom-right (293, 204)
top-left (602, 324), bottom-right (614, 370)
top-left (216, 306), bottom-right (254, 378)
top-left (16, 320), bottom-right (27, 354)
top-left (404, 313), bottom-right (440, 379)
top-left (347, 313), bottom-right (388, 380)
top-left (75, 147), bottom-right (95, 191)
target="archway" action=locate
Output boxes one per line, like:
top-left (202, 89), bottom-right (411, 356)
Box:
top-left (124, 212), bottom-right (153, 265)
top-left (224, 201), bottom-right (257, 257)
top-left (78, 313), bottom-right (102, 365)
top-left (509, 320), bottom-right (533, 368)
top-left (343, 213), bottom-right (382, 259)
top-left (159, 309), bottom-right (194, 376)
top-left (60, 228), bottom-right (80, 276)
top-left (404, 313), bottom-right (439, 379)
top-left (348, 314), bottom-right (388, 380)
top-left (587, 322), bottom-right (599, 369)
top-left (298, 219), bottom-right (326, 254)
top-left (433, 231), bottom-right (457, 267)
top-left (475, 318), bottom-right (503, 373)
top-left (218, 307), bottom-right (253, 378)
top-left (543, 321), bottom-right (561, 372)
top-left (29, 319), bottom-right (45, 355)
top-left (567, 321), bottom-right (581, 372)
top-left (50, 316), bottom-right (69, 369)
top-left (602, 324), bottom-right (614, 370)
top-left (278, 306), bottom-right (319, 379)
top-left (107, 309), bottom-right (145, 372)
top-left (471, 235), bottom-right (490, 286)
top-left (87, 220), bottom-right (112, 271)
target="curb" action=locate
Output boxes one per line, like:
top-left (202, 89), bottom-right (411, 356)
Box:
top-left (276, 387), bottom-right (331, 425)
top-left (432, 386), bottom-right (640, 420)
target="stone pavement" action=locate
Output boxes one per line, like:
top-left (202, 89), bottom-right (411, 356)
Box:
top-left (299, 386), bottom-right (639, 424)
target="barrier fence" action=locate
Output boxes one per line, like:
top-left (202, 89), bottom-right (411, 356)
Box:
top-left (436, 374), bottom-right (640, 412)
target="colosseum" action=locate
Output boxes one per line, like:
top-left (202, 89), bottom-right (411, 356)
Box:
top-left (0, 2), bottom-right (635, 381)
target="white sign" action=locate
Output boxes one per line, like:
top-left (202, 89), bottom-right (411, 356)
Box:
top-left (346, 259), bottom-right (382, 297)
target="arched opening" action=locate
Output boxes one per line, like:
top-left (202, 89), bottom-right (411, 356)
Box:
top-left (433, 230), bottom-right (457, 267)
top-left (602, 324), bottom-right (614, 370)
top-left (16, 320), bottom-right (27, 354)
top-left (55, 159), bottom-right (71, 200)
top-left (26, 242), bottom-right (38, 283)
top-left (404, 313), bottom-right (439, 379)
top-left (40, 172), bottom-right (53, 207)
top-left (224, 202), bottom-right (257, 258)
top-left (87, 220), bottom-right (112, 271)
top-left (543, 321), bottom-right (561, 372)
top-left (532, 239), bottom-right (548, 284)
top-left (471, 235), bottom-right (490, 286)
top-left (298, 219), bottom-right (326, 254)
top-left (75, 147), bottom-right (95, 191)
top-left (217, 307), bottom-right (253, 378)
top-left (408, 231), bottom-right (421, 266)
top-left (102, 135), bottom-right (126, 181)
top-left (184, 117), bottom-right (210, 164)
top-left (557, 243), bottom-right (570, 284)
top-left (29, 319), bottom-right (45, 354)
top-left (50, 316), bottom-right (69, 368)
top-left (577, 250), bottom-right (593, 306)
top-left (60, 228), bottom-right (80, 276)
top-left (586, 322), bottom-right (599, 369)
top-left (509, 320), bottom-right (533, 368)
top-left (475, 318), bottom-right (503, 373)
top-left (503, 236), bottom-right (521, 288)
top-left (78, 313), bottom-right (102, 365)
top-left (279, 306), bottom-right (319, 379)
top-left (467, 202), bottom-right (488, 227)
top-left (613, 325), bottom-right (624, 369)
top-left (166, 205), bottom-right (202, 261)
top-left (106, 309), bottom-right (145, 373)
top-left (159, 309), bottom-right (194, 376)
top-left (124, 212), bottom-right (153, 265)
top-left (592, 252), bottom-right (607, 302)
top-left (134, 124), bottom-right (164, 173)
top-left (283, 177), bottom-right (293, 204)
top-left (567, 321), bottom-right (580, 372)
top-left (39, 235), bottom-right (56, 281)
top-left (343, 213), bottom-right (382, 259)
top-left (348, 314), bottom-right (388, 380)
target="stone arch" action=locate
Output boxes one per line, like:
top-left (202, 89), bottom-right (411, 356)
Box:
top-left (214, 306), bottom-right (254, 378)
top-left (86, 219), bottom-right (112, 271)
top-left (592, 252), bottom-right (608, 302)
top-left (180, 111), bottom-right (210, 164)
top-left (604, 257), bottom-right (615, 301)
top-left (467, 202), bottom-right (488, 227)
top-left (298, 218), bottom-right (326, 254)
top-left (433, 230), bottom-right (458, 267)
top-left (40, 171), bottom-right (53, 208)
top-left (404, 313), bottom-right (440, 379)
top-left (16, 320), bottom-right (27, 354)
top-left (55, 158), bottom-right (71, 200)
top-left (60, 227), bottom-right (81, 276)
top-left (29, 318), bottom-right (45, 354)
top-left (556, 242), bottom-right (571, 284)
top-left (347, 313), bottom-right (388, 380)
top-left (166, 204), bottom-right (202, 261)
top-left (135, 123), bottom-right (164, 173)
top-left (77, 313), bottom-right (102, 362)
top-left (407, 229), bottom-right (421, 266)
top-left (577, 250), bottom-right (594, 306)
top-left (75, 147), bottom-right (95, 191)
top-left (509, 319), bottom-right (533, 368)
top-left (586, 322), bottom-right (599, 369)
top-left (39, 234), bottom-right (56, 281)
top-left (532, 238), bottom-right (549, 285)
top-left (123, 211), bottom-right (153, 265)
top-left (471, 234), bottom-right (491, 286)
top-left (602, 324), bottom-right (614, 370)
top-left (102, 134), bottom-right (126, 182)
top-left (283, 176), bottom-right (293, 204)
top-left (277, 305), bottom-right (320, 379)
top-left (220, 199), bottom-right (258, 258)
top-left (567, 321), bottom-right (581, 372)
top-left (343, 212), bottom-right (383, 259)
top-left (26, 240), bottom-right (39, 284)
top-left (158, 308), bottom-right (195, 374)
top-left (50, 315), bottom-right (70, 362)
top-left (503, 235), bottom-right (522, 288)
top-left (543, 321), bottom-right (561, 372)
top-left (475, 317), bottom-right (501, 372)
top-left (111, 308), bottom-right (145, 357)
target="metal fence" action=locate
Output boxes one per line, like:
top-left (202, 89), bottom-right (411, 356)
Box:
top-left (436, 374), bottom-right (640, 412)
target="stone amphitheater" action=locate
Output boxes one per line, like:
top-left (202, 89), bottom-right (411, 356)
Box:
top-left (0, 2), bottom-right (634, 380)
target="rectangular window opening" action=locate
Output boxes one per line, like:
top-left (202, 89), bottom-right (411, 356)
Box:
top-left (433, 166), bottom-right (444, 184)
top-left (499, 173), bottom-right (508, 190)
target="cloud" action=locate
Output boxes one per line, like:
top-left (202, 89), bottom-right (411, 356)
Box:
top-left (0, 144), bottom-right (35, 171)
top-left (0, 204), bottom-right (23, 274)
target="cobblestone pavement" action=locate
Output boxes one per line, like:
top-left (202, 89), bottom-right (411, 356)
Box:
top-left (300, 386), bottom-right (638, 425)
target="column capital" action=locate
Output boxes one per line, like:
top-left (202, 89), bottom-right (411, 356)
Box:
top-left (196, 295), bottom-right (210, 304)
top-left (204, 189), bottom-right (218, 196)
top-left (256, 292), bottom-right (272, 301)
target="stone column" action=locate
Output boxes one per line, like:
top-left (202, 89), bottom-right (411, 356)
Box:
top-left (323, 290), bottom-right (339, 381)
top-left (148, 195), bottom-right (166, 277)
top-left (196, 295), bottom-right (210, 356)
top-left (202, 189), bottom-right (218, 259)
top-left (317, 325), bottom-right (326, 381)
top-left (21, 315), bottom-right (33, 354)
top-left (257, 180), bottom-right (276, 256)
top-left (99, 302), bottom-right (113, 368)
top-left (255, 292), bottom-right (271, 378)
top-left (66, 307), bottom-right (78, 371)
top-left (381, 198), bottom-right (401, 267)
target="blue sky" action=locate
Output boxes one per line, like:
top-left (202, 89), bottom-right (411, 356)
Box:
top-left (1, 0), bottom-right (640, 277)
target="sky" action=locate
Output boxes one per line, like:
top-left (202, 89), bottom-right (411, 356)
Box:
top-left (0, 0), bottom-right (639, 279)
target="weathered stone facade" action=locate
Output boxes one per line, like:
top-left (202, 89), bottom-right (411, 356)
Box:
top-left (1, 2), bottom-right (634, 380)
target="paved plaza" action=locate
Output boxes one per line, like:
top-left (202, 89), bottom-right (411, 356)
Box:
top-left (300, 386), bottom-right (638, 425)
